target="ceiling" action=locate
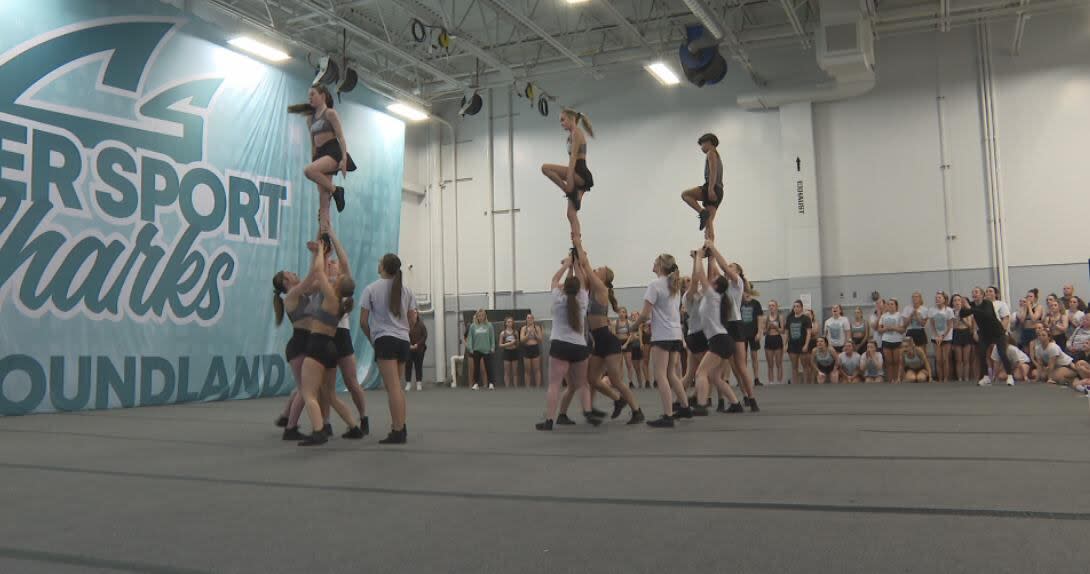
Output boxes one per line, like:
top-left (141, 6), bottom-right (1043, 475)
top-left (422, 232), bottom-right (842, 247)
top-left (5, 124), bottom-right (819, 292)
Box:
top-left (197, 0), bottom-right (1090, 105)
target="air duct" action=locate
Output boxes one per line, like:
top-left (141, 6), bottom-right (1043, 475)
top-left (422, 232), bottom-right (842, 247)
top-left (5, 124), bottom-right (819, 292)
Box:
top-left (738, 0), bottom-right (875, 110)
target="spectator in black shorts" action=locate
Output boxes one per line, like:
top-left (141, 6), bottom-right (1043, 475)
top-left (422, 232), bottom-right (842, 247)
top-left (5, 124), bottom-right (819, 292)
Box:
top-left (740, 292), bottom-right (764, 385)
top-left (785, 301), bottom-right (812, 385)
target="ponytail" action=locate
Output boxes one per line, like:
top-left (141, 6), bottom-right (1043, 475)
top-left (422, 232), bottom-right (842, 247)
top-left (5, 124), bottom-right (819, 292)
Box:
top-left (715, 276), bottom-right (732, 327)
top-left (380, 253), bottom-right (404, 318)
top-left (287, 103), bottom-right (315, 115)
top-left (563, 108), bottom-right (594, 138)
top-left (656, 254), bottom-right (680, 296)
top-left (603, 268), bottom-right (619, 313)
top-left (273, 292), bottom-right (285, 326)
top-left (563, 276), bottom-right (582, 333)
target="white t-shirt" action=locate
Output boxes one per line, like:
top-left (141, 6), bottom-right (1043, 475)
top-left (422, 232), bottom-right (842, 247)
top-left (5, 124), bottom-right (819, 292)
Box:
top-left (879, 312), bottom-right (904, 343)
top-left (991, 344), bottom-right (1029, 364)
top-left (338, 307), bottom-right (351, 329)
top-left (839, 352), bottom-right (862, 375)
top-left (1069, 327), bottom-right (1090, 353)
top-left (700, 288), bottom-right (728, 339)
top-left (930, 306), bottom-right (955, 341)
top-left (1034, 341), bottom-right (1073, 367)
top-left (550, 288), bottom-right (589, 346)
top-left (643, 276), bottom-right (683, 342)
top-left (685, 292), bottom-right (704, 336)
top-left (862, 352), bottom-right (884, 377)
top-left (869, 313), bottom-right (881, 344)
top-left (824, 317), bottom-right (851, 347)
top-left (362, 278), bottom-right (417, 341)
top-left (993, 300), bottom-right (1011, 327)
top-left (725, 276), bottom-right (743, 323)
top-left (1066, 311), bottom-right (1084, 337)
top-left (901, 305), bottom-right (929, 331)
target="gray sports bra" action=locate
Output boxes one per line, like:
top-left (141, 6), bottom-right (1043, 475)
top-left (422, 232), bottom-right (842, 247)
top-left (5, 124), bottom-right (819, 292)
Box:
top-left (616, 321), bottom-right (631, 336)
top-left (310, 109), bottom-right (334, 136)
top-left (286, 293), bottom-right (312, 324)
top-left (308, 292), bottom-right (340, 328)
top-left (588, 297), bottom-right (609, 318)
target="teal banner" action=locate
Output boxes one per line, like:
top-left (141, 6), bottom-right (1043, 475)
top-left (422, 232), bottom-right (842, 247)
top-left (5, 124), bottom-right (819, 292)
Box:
top-left (0, 1), bottom-right (405, 415)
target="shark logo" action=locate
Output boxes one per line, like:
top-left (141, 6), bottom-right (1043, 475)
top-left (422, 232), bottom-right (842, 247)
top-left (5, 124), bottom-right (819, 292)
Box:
top-left (0, 17), bottom-right (222, 163)
top-left (0, 16), bottom-right (290, 326)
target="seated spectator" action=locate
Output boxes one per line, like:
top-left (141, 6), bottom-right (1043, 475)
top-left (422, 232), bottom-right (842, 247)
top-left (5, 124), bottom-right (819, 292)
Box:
top-left (989, 339), bottom-right (1031, 384)
top-left (861, 341), bottom-right (885, 383)
top-left (838, 340), bottom-right (863, 383)
top-left (1030, 326), bottom-right (1078, 386)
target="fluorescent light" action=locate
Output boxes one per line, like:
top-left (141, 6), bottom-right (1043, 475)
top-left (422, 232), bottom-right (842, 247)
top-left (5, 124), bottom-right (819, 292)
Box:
top-left (566, 0), bottom-right (590, 4)
top-left (645, 61), bottom-right (680, 86)
top-left (387, 102), bottom-right (429, 122)
top-left (227, 36), bottom-right (290, 62)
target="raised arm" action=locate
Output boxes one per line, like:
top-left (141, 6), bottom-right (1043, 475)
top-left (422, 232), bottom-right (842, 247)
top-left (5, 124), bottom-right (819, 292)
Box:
top-left (326, 229), bottom-right (352, 278)
top-left (691, 248), bottom-right (712, 292)
top-left (706, 241), bottom-right (739, 283)
top-left (551, 257), bottom-right (572, 290)
top-left (572, 235), bottom-right (601, 290)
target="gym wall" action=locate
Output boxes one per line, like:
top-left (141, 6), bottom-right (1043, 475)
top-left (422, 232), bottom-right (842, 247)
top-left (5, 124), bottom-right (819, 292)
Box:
top-left (0, 0), bottom-right (406, 414)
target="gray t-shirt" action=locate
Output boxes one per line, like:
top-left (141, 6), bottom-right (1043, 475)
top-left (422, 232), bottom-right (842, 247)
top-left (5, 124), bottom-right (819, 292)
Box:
top-left (839, 352), bottom-right (862, 375)
top-left (880, 313), bottom-right (904, 343)
top-left (551, 288), bottom-right (589, 346)
top-left (363, 278), bottom-right (418, 341)
top-left (685, 292), bottom-right (705, 336)
top-left (901, 305), bottom-right (929, 330)
top-left (930, 306), bottom-right (955, 341)
top-left (824, 317), bottom-right (850, 347)
top-left (862, 352), bottom-right (884, 377)
top-left (700, 288), bottom-right (728, 339)
top-left (643, 276), bottom-right (683, 342)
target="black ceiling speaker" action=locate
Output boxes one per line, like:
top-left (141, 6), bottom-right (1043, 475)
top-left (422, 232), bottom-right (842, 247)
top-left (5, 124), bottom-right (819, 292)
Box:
top-left (338, 68), bottom-right (358, 95)
top-left (459, 92), bottom-right (483, 117)
top-left (313, 56), bottom-right (339, 86)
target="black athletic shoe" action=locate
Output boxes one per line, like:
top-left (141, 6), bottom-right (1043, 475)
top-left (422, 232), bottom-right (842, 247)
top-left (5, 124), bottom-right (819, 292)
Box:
top-left (590, 407), bottom-right (607, 419)
top-left (611, 399), bottom-right (626, 419)
top-left (676, 406), bottom-right (694, 419)
top-left (583, 411), bottom-right (603, 427)
top-left (746, 397), bottom-right (760, 412)
top-left (536, 419), bottom-right (554, 431)
top-left (342, 426), bottom-right (365, 439)
top-left (717, 398), bottom-right (726, 410)
top-left (360, 416), bottom-right (370, 437)
top-left (322, 423), bottom-right (333, 438)
top-left (629, 382), bottom-right (635, 389)
top-left (333, 186), bottom-right (346, 212)
top-left (281, 426), bottom-right (305, 440)
top-left (726, 402), bottom-right (745, 413)
top-left (716, 403), bottom-right (729, 413)
top-left (298, 431), bottom-right (328, 446)
top-left (692, 405), bottom-right (709, 416)
top-left (687, 396), bottom-right (699, 407)
top-left (647, 415), bottom-right (675, 428)
top-left (557, 413), bottom-right (576, 425)
top-left (378, 427), bottom-right (407, 444)
top-left (274, 415), bottom-right (288, 428)
top-left (653, 381), bottom-right (658, 388)
top-left (698, 208), bottom-right (710, 231)
top-left (755, 378), bottom-right (764, 386)
top-left (626, 409), bottom-right (646, 425)
top-left (672, 401), bottom-right (683, 413)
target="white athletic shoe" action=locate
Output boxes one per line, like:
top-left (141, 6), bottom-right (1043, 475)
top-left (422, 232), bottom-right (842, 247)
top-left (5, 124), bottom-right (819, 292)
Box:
top-left (471, 384), bottom-right (480, 390)
top-left (405, 382), bottom-right (412, 391)
top-left (450, 381), bottom-right (457, 388)
top-left (978, 376), bottom-right (992, 387)
top-left (488, 383), bottom-right (495, 390)
top-left (1005, 375), bottom-right (1015, 386)
top-left (416, 382), bottom-right (423, 391)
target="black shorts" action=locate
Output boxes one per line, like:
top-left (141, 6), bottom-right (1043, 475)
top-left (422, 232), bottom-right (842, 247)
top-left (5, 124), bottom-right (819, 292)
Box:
top-left (523, 345), bottom-right (541, 359)
top-left (726, 321), bottom-right (743, 341)
top-left (851, 336), bottom-right (866, 349)
top-left (373, 336), bottom-right (410, 363)
top-left (650, 340), bottom-right (685, 353)
top-left (502, 349), bottom-right (521, 361)
top-left (631, 345), bottom-right (643, 361)
top-left (806, 338), bottom-right (818, 353)
top-left (764, 334), bottom-right (783, 351)
top-left (907, 328), bottom-right (928, 346)
top-left (1071, 351), bottom-right (1088, 363)
top-left (707, 333), bottom-right (734, 359)
top-left (882, 341), bottom-right (903, 351)
top-left (952, 329), bottom-right (972, 347)
top-left (700, 183), bottom-right (723, 208)
top-left (685, 332), bottom-right (709, 354)
top-left (817, 361), bottom-right (836, 374)
top-left (285, 328), bottom-right (309, 362)
top-left (1054, 333), bottom-right (1068, 353)
top-left (549, 340), bottom-right (589, 363)
top-left (832, 345), bottom-right (844, 354)
top-left (787, 339), bottom-right (805, 355)
top-left (305, 333), bottom-right (339, 369)
top-left (574, 159), bottom-right (594, 191)
top-left (334, 328), bottom-right (354, 358)
top-left (312, 139), bottom-right (358, 172)
top-left (591, 326), bottom-right (623, 357)
top-left (745, 335), bottom-right (761, 352)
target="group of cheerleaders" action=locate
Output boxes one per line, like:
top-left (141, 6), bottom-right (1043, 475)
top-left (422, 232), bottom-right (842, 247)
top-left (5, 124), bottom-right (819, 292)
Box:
top-left (270, 85), bottom-right (418, 446)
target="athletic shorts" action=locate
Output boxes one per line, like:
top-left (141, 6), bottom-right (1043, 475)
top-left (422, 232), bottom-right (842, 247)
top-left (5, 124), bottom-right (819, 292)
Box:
top-left (907, 328), bottom-right (928, 347)
top-left (502, 348), bottom-right (521, 361)
top-left (285, 328), bottom-right (309, 362)
top-left (831, 345), bottom-right (844, 354)
top-left (952, 330), bottom-right (973, 347)
top-left (700, 183), bottom-right (723, 208)
top-left (574, 159), bottom-right (594, 191)
top-left (882, 341), bottom-right (903, 351)
top-left (631, 345), bottom-right (643, 361)
top-left (707, 333), bottom-right (734, 359)
top-left (764, 335), bottom-right (784, 351)
top-left (726, 321), bottom-right (743, 341)
top-left (591, 326), bottom-right (623, 357)
top-left (523, 345), bottom-right (541, 359)
top-left (549, 340), bottom-right (589, 363)
top-left (305, 333), bottom-right (339, 369)
top-left (334, 327), bottom-right (354, 358)
top-left (312, 139), bottom-right (358, 173)
top-left (685, 332), bottom-right (709, 355)
top-left (650, 340), bottom-right (685, 353)
top-left (817, 361), bottom-right (835, 374)
top-left (787, 339), bottom-right (805, 355)
top-left (745, 335), bottom-right (761, 352)
top-left (373, 336), bottom-right (410, 363)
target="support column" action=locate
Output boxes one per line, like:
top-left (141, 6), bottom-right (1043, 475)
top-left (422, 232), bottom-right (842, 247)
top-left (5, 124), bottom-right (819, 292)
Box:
top-left (779, 102), bottom-right (824, 314)
top-left (428, 122), bottom-right (447, 382)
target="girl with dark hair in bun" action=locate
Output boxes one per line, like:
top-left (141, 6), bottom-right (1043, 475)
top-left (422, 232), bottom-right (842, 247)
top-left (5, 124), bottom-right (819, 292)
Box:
top-left (681, 133), bottom-right (722, 240)
top-left (535, 255), bottom-right (595, 431)
top-left (271, 266), bottom-right (314, 438)
top-left (293, 85), bottom-right (352, 232)
top-left (541, 108), bottom-right (595, 237)
top-left (360, 253), bottom-right (417, 444)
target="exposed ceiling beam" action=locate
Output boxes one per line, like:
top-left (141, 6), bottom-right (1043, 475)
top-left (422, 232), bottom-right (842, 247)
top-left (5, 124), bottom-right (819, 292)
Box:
top-left (779, 0), bottom-right (812, 48)
top-left (596, 0), bottom-right (659, 57)
top-left (388, 0), bottom-right (517, 81)
top-left (283, 0), bottom-right (468, 89)
top-left (481, 0), bottom-right (591, 68)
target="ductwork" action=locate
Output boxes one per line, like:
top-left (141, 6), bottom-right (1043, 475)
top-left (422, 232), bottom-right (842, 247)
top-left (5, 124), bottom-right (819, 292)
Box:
top-left (738, 0), bottom-right (876, 110)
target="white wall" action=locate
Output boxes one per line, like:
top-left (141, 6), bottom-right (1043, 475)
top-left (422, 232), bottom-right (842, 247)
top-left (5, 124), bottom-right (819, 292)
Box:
top-left (406, 8), bottom-right (1090, 308)
top-left (399, 123), bottom-right (431, 294)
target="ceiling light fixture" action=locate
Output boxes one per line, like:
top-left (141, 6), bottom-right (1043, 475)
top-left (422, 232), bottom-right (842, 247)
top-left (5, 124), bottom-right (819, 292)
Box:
top-left (387, 102), bottom-right (429, 122)
top-left (645, 61), bottom-right (681, 86)
top-left (227, 36), bottom-right (290, 62)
